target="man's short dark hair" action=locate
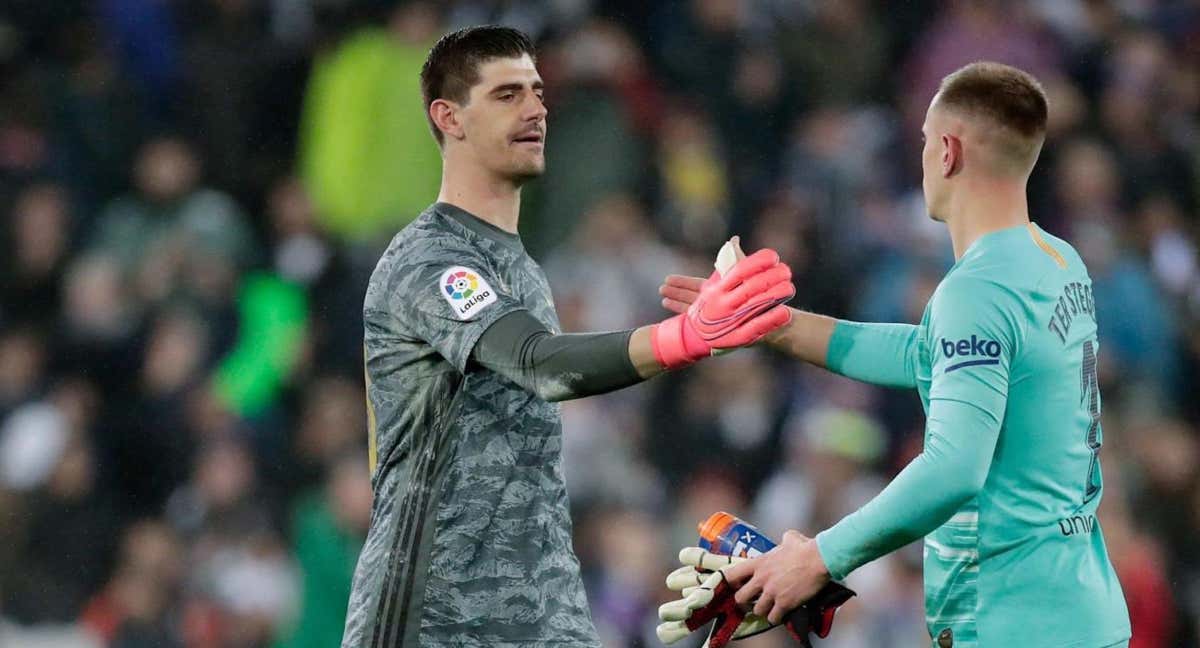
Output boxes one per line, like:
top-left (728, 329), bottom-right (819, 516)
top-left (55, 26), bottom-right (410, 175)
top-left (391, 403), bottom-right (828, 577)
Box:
top-left (420, 26), bottom-right (536, 145)
top-left (936, 62), bottom-right (1049, 168)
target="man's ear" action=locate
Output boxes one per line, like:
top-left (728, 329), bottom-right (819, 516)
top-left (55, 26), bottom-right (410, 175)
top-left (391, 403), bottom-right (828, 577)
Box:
top-left (941, 134), bottom-right (963, 178)
top-left (430, 99), bottom-right (466, 142)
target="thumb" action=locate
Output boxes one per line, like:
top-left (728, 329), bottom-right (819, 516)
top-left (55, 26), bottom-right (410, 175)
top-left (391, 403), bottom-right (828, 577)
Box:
top-left (731, 235), bottom-right (746, 261)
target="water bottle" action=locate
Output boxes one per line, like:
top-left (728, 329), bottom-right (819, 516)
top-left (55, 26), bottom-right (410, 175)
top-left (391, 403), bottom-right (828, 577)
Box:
top-left (697, 511), bottom-right (777, 558)
top-left (696, 511), bottom-right (856, 644)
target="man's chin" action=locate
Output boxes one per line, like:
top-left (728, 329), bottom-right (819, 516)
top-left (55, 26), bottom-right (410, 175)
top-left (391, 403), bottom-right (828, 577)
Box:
top-left (508, 161), bottom-right (545, 184)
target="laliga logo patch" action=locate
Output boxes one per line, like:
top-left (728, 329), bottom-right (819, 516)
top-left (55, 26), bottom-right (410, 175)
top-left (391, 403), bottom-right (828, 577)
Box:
top-left (440, 266), bottom-right (497, 320)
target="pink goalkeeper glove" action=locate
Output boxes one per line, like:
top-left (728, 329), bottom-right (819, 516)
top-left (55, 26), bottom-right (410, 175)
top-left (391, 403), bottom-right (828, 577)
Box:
top-left (650, 248), bottom-right (794, 370)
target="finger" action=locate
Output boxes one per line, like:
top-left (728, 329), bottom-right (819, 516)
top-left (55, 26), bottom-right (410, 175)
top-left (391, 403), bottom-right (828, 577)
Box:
top-left (681, 571), bottom-right (724, 609)
top-left (712, 303), bottom-right (793, 350)
top-left (664, 274), bottom-right (706, 292)
top-left (715, 240), bottom-right (739, 276)
top-left (679, 547), bottom-right (746, 572)
top-left (656, 620), bottom-right (690, 645)
top-left (731, 236), bottom-right (746, 260)
top-left (782, 530), bottom-right (810, 543)
top-left (718, 263), bottom-right (793, 312)
top-left (660, 283), bottom-right (701, 305)
top-left (662, 297), bottom-right (691, 314)
top-left (734, 574), bottom-right (763, 606)
top-left (666, 565), bottom-right (706, 591)
top-left (740, 304), bottom-right (794, 343)
top-left (752, 588), bottom-right (774, 618)
top-left (766, 601), bottom-right (789, 625)
top-left (717, 248), bottom-right (780, 290)
top-left (720, 557), bottom-right (755, 586)
top-left (681, 586), bottom-right (700, 598)
top-left (658, 597), bottom-right (695, 622)
top-left (738, 275), bottom-right (797, 313)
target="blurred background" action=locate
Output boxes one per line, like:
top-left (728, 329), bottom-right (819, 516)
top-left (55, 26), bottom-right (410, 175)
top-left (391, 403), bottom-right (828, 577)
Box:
top-left (0, 0), bottom-right (1195, 646)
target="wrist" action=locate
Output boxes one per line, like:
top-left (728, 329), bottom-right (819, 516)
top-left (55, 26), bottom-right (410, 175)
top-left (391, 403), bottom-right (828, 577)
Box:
top-left (813, 532), bottom-right (841, 581)
top-left (762, 310), bottom-right (794, 349)
top-left (650, 315), bottom-right (709, 370)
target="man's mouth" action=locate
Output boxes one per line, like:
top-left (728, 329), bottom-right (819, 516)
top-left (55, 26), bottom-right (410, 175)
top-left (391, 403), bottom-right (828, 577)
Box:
top-left (512, 132), bottom-right (544, 145)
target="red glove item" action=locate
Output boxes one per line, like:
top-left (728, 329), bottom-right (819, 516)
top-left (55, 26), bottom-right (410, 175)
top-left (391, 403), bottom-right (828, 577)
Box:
top-left (679, 575), bottom-right (746, 647)
top-left (651, 249), bottom-right (794, 370)
top-left (783, 582), bottom-right (857, 645)
top-left (672, 571), bottom-right (859, 648)
top-left (684, 579), bottom-right (856, 648)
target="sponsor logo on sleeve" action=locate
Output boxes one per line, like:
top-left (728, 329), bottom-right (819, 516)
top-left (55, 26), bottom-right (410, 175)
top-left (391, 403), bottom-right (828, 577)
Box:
top-left (439, 266), bottom-right (497, 320)
top-left (939, 335), bottom-right (1001, 372)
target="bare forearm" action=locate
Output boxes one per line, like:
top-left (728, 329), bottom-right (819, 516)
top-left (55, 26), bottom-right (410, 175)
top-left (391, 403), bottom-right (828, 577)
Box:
top-left (764, 308), bottom-right (838, 368)
top-left (765, 310), bottom-right (921, 389)
top-left (629, 325), bottom-right (665, 379)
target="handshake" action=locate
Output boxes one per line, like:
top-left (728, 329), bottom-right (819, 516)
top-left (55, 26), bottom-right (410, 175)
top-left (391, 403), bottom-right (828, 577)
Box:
top-left (657, 513), bottom-right (855, 648)
top-left (649, 238), bottom-right (794, 370)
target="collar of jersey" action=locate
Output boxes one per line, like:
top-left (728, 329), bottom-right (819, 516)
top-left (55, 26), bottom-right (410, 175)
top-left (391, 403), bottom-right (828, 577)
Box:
top-left (953, 222), bottom-right (1031, 269)
top-left (434, 202), bottom-right (525, 252)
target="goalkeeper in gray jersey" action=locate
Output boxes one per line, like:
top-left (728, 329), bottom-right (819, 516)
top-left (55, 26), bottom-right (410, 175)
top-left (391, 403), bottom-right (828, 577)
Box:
top-left (342, 26), bottom-right (797, 648)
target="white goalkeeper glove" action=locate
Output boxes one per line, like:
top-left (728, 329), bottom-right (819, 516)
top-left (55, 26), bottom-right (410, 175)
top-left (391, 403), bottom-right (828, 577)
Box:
top-left (656, 547), bottom-right (774, 646)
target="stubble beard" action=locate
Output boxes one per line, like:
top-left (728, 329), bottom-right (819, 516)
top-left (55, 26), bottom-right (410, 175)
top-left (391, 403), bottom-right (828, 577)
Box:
top-left (506, 153), bottom-right (545, 185)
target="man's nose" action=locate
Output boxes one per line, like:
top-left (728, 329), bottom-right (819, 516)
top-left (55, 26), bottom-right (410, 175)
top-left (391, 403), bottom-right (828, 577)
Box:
top-left (523, 95), bottom-right (547, 121)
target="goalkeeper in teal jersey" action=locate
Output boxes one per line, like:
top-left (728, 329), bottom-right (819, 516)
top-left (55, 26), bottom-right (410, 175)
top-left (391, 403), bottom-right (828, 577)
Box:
top-left (660, 62), bottom-right (1130, 647)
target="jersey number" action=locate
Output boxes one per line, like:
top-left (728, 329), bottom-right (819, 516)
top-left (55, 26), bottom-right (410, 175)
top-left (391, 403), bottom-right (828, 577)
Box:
top-left (1081, 340), bottom-right (1102, 504)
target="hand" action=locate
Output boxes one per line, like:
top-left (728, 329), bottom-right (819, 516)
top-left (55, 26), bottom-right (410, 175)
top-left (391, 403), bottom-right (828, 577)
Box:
top-left (724, 530), bottom-right (832, 624)
top-left (650, 247), bottom-right (794, 370)
top-left (656, 543), bottom-right (853, 648)
top-left (659, 236), bottom-right (747, 314)
top-left (660, 273), bottom-right (704, 314)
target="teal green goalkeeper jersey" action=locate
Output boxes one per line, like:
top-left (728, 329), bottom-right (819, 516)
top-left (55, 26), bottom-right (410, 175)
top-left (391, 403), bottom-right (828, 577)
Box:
top-left (816, 223), bottom-right (1130, 647)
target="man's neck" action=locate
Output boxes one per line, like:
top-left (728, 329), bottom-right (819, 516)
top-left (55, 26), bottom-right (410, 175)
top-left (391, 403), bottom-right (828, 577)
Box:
top-left (437, 156), bottom-right (522, 234)
top-left (944, 176), bottom-right (1031, 260)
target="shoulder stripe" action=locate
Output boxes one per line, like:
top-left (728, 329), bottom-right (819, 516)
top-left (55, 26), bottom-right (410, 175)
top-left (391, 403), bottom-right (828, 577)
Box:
top-left (1027, 223), bottom-right (1067, 269)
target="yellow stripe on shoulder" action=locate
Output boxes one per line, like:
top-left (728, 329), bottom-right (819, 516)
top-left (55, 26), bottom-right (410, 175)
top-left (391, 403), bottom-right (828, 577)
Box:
top-left (1027, 223), bottom-right (1067, 269)
top-left (364, 346), bottom-right (378, 475)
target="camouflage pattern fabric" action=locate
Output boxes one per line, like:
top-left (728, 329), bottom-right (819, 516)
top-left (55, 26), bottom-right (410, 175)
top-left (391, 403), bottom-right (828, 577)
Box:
top-left (342, 203), bottom-right (600, 647)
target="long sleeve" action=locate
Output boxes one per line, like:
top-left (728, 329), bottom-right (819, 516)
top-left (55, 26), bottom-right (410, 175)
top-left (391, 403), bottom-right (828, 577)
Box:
top-left (816, 398), bottom-right (1001, 579)
top-left (816, 275), bottom-right (1023, 580)
top-left (825, 321), bottom-right (921, 388)
top-left (471, 310), bottom-right (642, 402)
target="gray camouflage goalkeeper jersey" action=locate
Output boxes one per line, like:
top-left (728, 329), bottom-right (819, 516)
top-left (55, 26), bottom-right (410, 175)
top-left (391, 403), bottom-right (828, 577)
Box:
top-left (342, 202), bottom-right (600, 648)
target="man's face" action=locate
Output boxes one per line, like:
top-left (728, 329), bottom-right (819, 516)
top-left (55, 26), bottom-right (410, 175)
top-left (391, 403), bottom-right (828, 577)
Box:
top-left (921, 98), bottom-right (950, 222)
top-left (457, 54), bottom-right (547, 182)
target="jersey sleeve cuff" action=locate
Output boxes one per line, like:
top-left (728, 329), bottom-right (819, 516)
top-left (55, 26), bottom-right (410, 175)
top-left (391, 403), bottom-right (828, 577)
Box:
top-left (815, 527), bottom-right (853, 582)
top-left (824, 320), bottom-right (855, 374)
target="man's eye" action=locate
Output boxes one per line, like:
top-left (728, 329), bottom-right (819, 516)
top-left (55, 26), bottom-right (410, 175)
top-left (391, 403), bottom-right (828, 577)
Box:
top-left (498, 94), bottom-right (514, 102)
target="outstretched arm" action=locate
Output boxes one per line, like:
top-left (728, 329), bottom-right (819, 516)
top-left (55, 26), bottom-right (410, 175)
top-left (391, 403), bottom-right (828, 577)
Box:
top-left (661, 276), bottom-right (920, 388)
top-left (470, 310), bottom-right (645, 402)
top-left (472, 249), bottom-right (795, 402)
top-left (720, 276), bottom-right (1019, 621)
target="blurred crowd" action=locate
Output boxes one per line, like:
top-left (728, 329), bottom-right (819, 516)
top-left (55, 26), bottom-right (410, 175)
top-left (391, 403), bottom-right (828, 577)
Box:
top-left (0, 0), bottom-right (1196, 647)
